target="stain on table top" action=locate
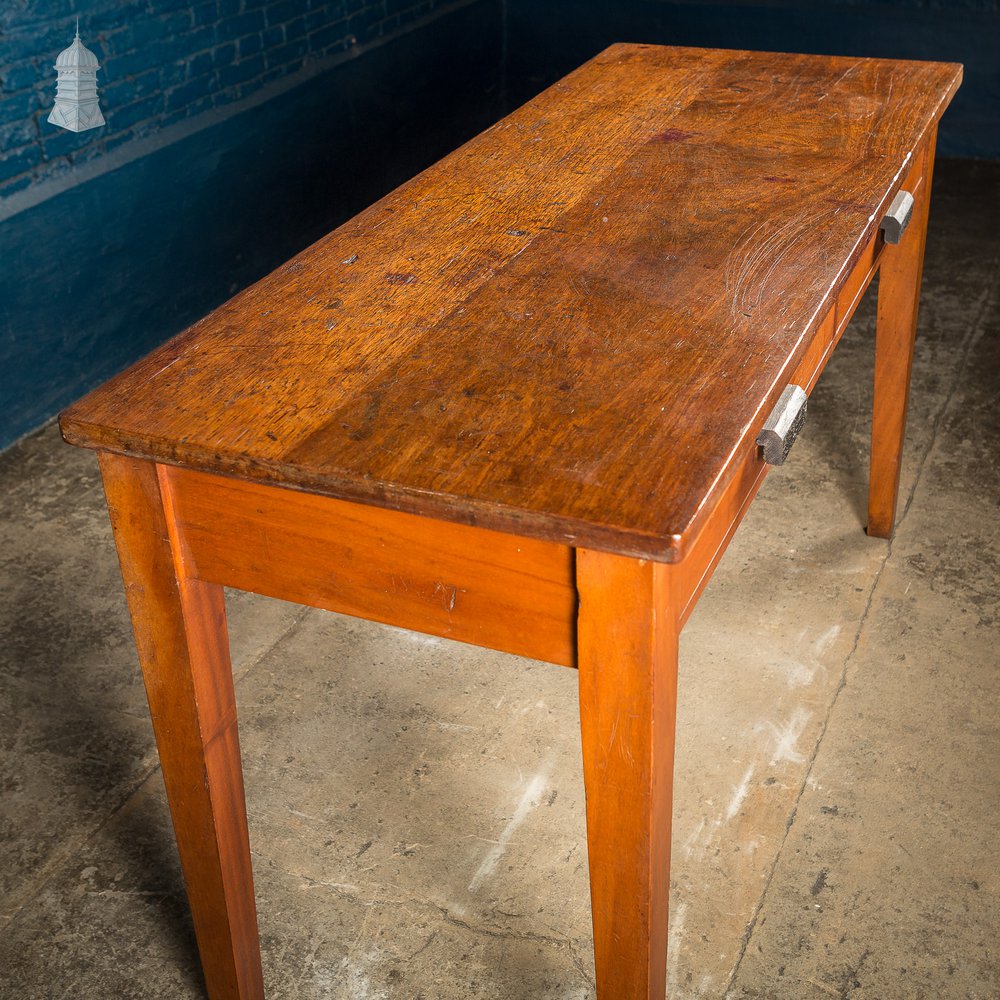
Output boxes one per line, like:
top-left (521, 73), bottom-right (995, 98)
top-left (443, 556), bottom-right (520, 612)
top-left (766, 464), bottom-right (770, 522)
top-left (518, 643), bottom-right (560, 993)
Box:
top-left (61, 44), bottom-right (962, 560)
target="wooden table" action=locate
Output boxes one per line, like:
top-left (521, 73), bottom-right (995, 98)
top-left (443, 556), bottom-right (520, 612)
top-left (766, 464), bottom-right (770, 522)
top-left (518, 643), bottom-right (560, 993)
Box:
top-left (61, 44), bottom-right (961, 1000)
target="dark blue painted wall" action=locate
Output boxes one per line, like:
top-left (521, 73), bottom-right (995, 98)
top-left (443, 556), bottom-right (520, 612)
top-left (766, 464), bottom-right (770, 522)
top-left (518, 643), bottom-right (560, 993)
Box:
top-left (506, 0), bottom-right (1000, 161)
top-left (0, 1), bottom-right (502, 449)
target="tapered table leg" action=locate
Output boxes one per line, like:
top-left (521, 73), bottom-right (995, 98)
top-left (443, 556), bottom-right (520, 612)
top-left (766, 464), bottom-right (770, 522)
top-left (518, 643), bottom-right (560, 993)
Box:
top-left (869, 131), bottom-right (938, 539)
top-left (99, 453), bottom-right (264, 1000)
top-left (576, 549), bottom-right (679, 999)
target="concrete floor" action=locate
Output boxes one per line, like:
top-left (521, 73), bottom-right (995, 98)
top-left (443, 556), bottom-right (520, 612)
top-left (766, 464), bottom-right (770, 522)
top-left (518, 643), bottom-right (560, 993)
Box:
top-left (1, 157), bottom-right (997, 1000)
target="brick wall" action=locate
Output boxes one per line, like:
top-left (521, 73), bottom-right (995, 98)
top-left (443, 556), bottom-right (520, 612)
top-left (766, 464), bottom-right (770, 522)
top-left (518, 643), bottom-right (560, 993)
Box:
top-left (0, 0), bottom-right (460, 200)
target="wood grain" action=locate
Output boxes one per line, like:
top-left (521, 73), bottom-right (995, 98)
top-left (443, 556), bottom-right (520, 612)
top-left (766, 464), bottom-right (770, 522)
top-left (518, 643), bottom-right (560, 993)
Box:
top-left (577, 549), bottom-right (679, 999)
top-left (868, 129), bottom-right (938, 538)
top-left (60, 45), bottom-right (962, 562)
top-left (164, 465), bottom-right (576, 666)
top-left (99, 454), bottom-right (263, 1000)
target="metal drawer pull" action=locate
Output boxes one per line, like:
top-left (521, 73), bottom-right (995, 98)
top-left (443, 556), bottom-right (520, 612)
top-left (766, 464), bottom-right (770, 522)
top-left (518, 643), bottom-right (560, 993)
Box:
top-left (880, 190), bottom-right (914, 244)
top-left (757, 385), bottom-right (808, 465)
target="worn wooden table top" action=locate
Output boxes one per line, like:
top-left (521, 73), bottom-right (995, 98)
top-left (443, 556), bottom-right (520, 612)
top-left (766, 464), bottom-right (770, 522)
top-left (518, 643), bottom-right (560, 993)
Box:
top-left (62, 44), bottom-right (962, 560)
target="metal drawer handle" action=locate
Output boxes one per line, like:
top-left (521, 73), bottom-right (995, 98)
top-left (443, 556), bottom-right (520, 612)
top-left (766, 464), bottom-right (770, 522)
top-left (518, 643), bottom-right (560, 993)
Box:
top-left (757, 385), bottom-right (808, 465)
top-left (880, 190), bottom-right (914, 244)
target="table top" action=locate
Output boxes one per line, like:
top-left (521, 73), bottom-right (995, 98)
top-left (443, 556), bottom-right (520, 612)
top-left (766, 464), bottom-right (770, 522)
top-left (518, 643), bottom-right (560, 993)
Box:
top-left (61, 44), bottom-right (961, 560)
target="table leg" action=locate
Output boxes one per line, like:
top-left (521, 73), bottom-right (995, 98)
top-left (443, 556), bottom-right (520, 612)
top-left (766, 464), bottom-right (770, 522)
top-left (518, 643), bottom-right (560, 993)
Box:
top-left (869, 133), bottom-right (938, 538)
top-left (576, 549), bottom-right (679, 999)
top-left (99, 453), bottom-right (264, 1000)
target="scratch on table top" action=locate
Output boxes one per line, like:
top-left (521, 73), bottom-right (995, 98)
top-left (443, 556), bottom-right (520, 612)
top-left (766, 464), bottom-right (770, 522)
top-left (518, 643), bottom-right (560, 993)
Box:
top-left (145, 355), bottom-right (183, 383)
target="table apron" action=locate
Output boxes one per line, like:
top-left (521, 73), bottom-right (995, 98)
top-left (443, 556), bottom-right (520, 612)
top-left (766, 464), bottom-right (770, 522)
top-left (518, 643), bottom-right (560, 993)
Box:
top-left (159, 464), bottom-right (579, 667)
